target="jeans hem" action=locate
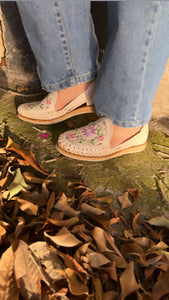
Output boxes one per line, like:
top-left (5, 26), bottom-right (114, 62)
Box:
top-left (96, 109), bottom-right (151, 128)
top-left (41, 69), bottom-right (98, 92)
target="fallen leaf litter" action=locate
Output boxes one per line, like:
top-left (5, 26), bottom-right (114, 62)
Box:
top-left (0, 136), bottom-right (169, 299)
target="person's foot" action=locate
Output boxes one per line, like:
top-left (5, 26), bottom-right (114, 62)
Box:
top-left (110, 124), bottom-right (142, 148)
top-left (56, 80), bottom-right (93, 110)
top-left (17, 80), bottom-right (95, 124)
top-left (56, 117), bottom-right (148, 161)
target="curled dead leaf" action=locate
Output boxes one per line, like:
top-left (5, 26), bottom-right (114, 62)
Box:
top-left (117, 192), bottom-right (132, 209)
top-left (92, 227), bottom-right (112, 252)
top-left (30, 242), bottom-right (65, 282)
top-left (0, 225), bottom-right (6, 244)
top-left (81, 203), bottom-right (105, 215)
top-left (6, 137), bottom-right (48, 174)
top-left (14, 240), bottom-right (45, 300)
top-left (120, 262), bottom-right (139, 299)
top-left (87, 252), bottom-right (111, 268)
top-left (44, 227), bottom-right (81, 247)
top-left (0, 245), bottom-right (19, 300)
top-left (92, 277), bottom-right (103, 300)
top-left (54, 193), bottom-right (77, 217)
top-left (65, 268), bottom-right (88, 296)
top-left (47, 217), bottom-right (79, 228)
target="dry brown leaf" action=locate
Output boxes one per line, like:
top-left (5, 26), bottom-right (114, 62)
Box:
top-left (49, 288), bottom-right (68, 298)
top-left (99, 261), bottom-right (118, 281)
top-left (130, 237), bottom-right (152, 250)
top-left (44, 227), bottom-right (81, 247)
top-left (54, 193), bottom-right (77, 217)
top-left (23, 172), bottom-right (52, 185)
top-left (148, 216), bottom-right (169, 230)
top-left (151, 270), bottom-right (169, 300)
top-left (47, 217), bottom-right (79, 228)
top-left (77, 231), bottom-right (93, 243)
top-left (14, 240), bottom-right (42, 300)
top-left (132, 212), bottom-right (140, 233)
top-left (6, 137), bottom-right (48, 174)
top-left (81, 203), bottom-right (105, 215)
top-left (16, 159), bottom-right (30, 166)
top-left (105, 252), bottom-right (127, 268)
top-left (145, 266), bottom-right (156, 280)
top-left (103, 290), bottom-right (118, 300)
top-left (126, 188), bottom-right (141, 202)
top-left (92, 277), bottom-right (103, 300)
top-left (15, 217), bottom-right (25, 238)
top-left (30, 242), bottom-right (65, 282)
top-left (144, 223), bottom-right (160, 240)
top-left (0, 176), bottom-right (8, 188)
top-left (65, 268), bottom-right (88, 296)
top-left (0, 148), bottom-right (7, 154)
top-left (0, 224), bottom-right (6, 244)
top-left (120, 262), bottom-right (139, 299)
top-left (51, 247), bottom-right (88, 281)
top-left (87, 252), bottom-right (111, 268)
top-left (0, 220), bottom-right (11, 229)
top-left (97, 194), bottom-right (114, 204)
top-left (121, 242), bottom-right (147, 265)
top-left (86, 213), bottom-right (111, 230)
top-left (13, 197), bottom-right (38, 215)
top-left (74, 243), bottom-right (91, 261)
top-left (146, 241), bottom-right (168, 255)
top-left (117, 192), bottom-right (132, 208)
top-left (79, 190), bottom-right (97, 206)
top-left (104, 231), bottom-right (124, 258)
top-left (92, 227), bottom-right (112, 252)
top-left (67, 181), bottom-right (91, 190)
top-left (0, 245), bottom-right (19, 300)
top-left (108, 217), bottom-right (120, 226)
top-left (46, 192), bottom-right (56, 218)
top-left (146, 254), bottom-right (169, 267)
top-left (30, 182), bottom-right (49, 205)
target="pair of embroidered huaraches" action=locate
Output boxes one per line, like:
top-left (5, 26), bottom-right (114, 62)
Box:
top-left (18, 81), bottom-right (148, 161)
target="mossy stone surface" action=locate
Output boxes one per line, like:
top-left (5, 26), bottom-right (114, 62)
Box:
top-left (0, 90), bottom-right (169, 221)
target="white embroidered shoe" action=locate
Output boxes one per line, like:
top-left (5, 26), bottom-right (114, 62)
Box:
top-left (56, 117), bottom-right (149, 161)
top-left (17, 81), bottom-right (96, 124)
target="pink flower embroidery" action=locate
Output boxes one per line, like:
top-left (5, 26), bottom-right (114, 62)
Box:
top-left (27, 103), bottom-right (33, 107)
top-left (46, 99), bottom-right (52, 105)
top-left (82, 125), bottom-right (96, 137)
top-left (69, 133), bottom-right (76, 139)
top-left (98, 135), bottom-right (104, 141)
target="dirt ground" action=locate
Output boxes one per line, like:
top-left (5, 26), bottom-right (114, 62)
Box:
top-left (151, 59), bottom-right (169, 135)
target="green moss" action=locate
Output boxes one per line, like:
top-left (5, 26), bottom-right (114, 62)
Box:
top-left (1, 92), bottom-right (169, 220)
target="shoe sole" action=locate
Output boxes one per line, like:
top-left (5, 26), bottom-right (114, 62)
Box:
top-left (56, 141), bottom-right (147, 162)
top-left (18, 105), bottom-right (95, 125)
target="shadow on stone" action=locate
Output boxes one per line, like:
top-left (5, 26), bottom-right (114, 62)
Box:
top-left (0, 1), bottom-right (41, 93)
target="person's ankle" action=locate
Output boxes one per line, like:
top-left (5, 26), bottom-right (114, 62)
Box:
top-left (55, 80), bottom-right (93, 111)
top-left (110, 124), bottom-right (142, 148)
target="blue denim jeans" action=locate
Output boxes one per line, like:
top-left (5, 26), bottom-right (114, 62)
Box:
top-left (17, 1), bottom-right (169, 127)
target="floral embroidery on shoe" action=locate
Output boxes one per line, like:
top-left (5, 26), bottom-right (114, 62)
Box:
top-left (98, 135), bottom-right (104, 141)
top-left (82, 125), bottom-right (96, 137)
top-left (46, 99), bottom-right (52, 105)
top-left (67, 120), bottom-right (106, 146)
top-left (69, 133), bottom-right (76, 139)
top-left (40, 103), bottom-right (44, 110)
top-left (26, 103), bottom-right (37, 109)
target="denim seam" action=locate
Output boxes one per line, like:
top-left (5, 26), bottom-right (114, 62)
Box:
top-left (56, 2), bottom-right (76, 81)
top-left (96, 109), bottom-right (152, 127)
top-left (42, 69), bottom-right (98, 87)
top-left (135, 2), bottom-right (160, 121)
top-left (42, 69), bottom-right (98, 91)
